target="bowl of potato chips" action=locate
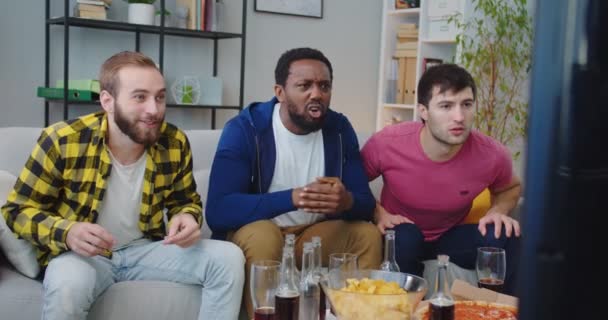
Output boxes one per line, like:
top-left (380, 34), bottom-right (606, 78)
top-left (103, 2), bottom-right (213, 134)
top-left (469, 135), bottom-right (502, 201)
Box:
top-left (320, 269), bottom-right (428, 320)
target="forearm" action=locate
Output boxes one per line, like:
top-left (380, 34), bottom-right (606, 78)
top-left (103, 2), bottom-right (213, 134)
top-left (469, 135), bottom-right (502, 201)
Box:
top-left (167, 203), bottom-right (203, 226)
top-left (165, 180), bottom-right (203, 225)
top-left (206, 189), bottom-right (295, 232)
top-left (490, 184), bottom-right (522, 216)
top-left (2, 200), bottom-right (75, 253)
top-left (166, 138), bottom-right (203, 225)
top-left (338, 190), bottom-right (375, 221)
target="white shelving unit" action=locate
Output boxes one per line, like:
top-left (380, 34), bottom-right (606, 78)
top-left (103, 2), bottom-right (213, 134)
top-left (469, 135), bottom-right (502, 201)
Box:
top-left (376, 0), bottom-right (469, 131)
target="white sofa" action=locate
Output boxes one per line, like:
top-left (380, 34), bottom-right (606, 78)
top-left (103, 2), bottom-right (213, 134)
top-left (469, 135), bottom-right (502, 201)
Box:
top-left (0, 128), bottom-right (236, 320)
top-left (0, 127), bottom-right (479, 320)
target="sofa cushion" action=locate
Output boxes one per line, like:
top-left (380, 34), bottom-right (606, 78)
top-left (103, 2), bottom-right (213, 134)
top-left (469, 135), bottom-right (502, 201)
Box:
top-left (88, 281), bottom-right (202, 320)
top-left (0, 170), bottom-right (40, 278)
top-left (193, 169), bottom-right (212, 239)
top-left (0, 265), bottom-right (43, 319)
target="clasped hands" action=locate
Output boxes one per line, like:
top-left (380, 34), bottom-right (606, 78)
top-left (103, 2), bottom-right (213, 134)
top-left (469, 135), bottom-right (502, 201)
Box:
top-left (292, 177), bottom-right (353, 215)
top-left (66, 213), bottom-right (201, 257)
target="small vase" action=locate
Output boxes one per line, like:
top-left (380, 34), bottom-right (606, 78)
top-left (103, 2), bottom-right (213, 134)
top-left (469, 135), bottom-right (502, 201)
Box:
top-left (128, 3), bottom-right (155, 25)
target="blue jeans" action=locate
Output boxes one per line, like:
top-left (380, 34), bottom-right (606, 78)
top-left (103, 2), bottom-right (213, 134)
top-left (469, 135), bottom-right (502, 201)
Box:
top-left (41, 239), bottom-right (245, 320)
top-left (392, 223), bottom-right (520, 295)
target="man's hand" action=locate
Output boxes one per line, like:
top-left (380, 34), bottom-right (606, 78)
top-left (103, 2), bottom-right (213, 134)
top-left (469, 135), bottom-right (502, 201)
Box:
top-left (66, 222), bottom-right (115, 257)
top-left (478, 211), bottom-right (521, 238)
top-left (374, 202), bottom-right (413, 234)
top-left (292, 177), bottom-right (353, 214)
top-left (163, 213), bottom-right (201, 248)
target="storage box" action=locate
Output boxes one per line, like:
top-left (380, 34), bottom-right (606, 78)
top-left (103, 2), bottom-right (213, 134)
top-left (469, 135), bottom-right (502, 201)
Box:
top-left (55, 79), bottom-right (100, 93)
top-left (37, 87), bottom-right (99, 101)
top-left (427, 0), bottom-right (461, 18)
top-left (427, 17), bottom-right (459, 41)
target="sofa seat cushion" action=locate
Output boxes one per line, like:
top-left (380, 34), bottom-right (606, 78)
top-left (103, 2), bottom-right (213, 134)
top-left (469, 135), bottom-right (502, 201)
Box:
top-left (89, 281), bottom-right (202, 320)
top-left (0, 265), bottom-right (43, 320)
top-left (0, 268), bottom-right (205, 320)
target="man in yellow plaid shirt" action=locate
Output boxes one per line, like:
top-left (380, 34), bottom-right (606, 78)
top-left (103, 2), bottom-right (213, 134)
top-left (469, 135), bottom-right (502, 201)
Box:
top-left (1, 51), bottom-right (244, 320)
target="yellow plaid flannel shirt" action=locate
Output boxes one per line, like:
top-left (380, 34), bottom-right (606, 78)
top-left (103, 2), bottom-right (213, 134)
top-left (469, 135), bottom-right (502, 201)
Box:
top-left (1, 112), bottom-right (202, 267)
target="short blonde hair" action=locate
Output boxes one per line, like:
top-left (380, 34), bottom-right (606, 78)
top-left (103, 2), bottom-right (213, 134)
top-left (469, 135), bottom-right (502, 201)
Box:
top-left (99, 51), bottom-right (159, 97)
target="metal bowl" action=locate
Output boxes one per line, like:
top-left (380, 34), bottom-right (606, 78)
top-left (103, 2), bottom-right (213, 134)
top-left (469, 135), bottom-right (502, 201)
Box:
top-left (320, 269), bottom-right (428, 319)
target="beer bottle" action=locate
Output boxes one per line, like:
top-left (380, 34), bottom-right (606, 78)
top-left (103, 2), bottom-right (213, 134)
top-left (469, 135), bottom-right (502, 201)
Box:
top-left (379, 230), bottom-right (400, 272)
top-left (276, 242), bottom-right (300, 320)
top-left (429, 255), bottom-right (455, 320)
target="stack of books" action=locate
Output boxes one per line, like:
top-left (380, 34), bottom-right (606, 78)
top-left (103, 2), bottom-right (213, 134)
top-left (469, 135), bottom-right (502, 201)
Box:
top-left (394, 23), bottom-right (419, 58)
top-left (74, 0), bottom-right (111, 20)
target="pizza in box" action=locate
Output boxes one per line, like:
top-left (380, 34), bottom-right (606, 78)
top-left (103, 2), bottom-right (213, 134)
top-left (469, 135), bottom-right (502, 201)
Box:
top-left (414, 300), bottom-right (518, 320)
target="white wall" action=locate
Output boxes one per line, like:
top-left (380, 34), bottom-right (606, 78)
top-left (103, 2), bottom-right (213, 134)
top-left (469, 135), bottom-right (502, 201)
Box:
top-left (0, 0), bottom-right (382, 134)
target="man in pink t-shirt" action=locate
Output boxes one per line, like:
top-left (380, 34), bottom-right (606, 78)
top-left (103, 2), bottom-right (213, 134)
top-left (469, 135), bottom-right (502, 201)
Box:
top-left (361, 64), bottom-right (522, 294)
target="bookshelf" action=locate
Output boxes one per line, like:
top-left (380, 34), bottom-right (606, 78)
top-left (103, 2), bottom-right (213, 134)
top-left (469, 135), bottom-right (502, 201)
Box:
top-left (376, 0), bottom-right (469, 130)
top-left (44, 0), bottom-right (247, 129)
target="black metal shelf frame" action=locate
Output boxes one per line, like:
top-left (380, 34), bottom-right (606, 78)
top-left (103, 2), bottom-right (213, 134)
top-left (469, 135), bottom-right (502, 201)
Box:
top-left (44, 0), bottom-right (247, 129)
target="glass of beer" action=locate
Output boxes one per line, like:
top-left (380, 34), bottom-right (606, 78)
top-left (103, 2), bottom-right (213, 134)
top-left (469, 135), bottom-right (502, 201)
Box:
top-left (476, 247), bottom-right (506, 293)
top-left (251, 260), bottom-right (281, 320)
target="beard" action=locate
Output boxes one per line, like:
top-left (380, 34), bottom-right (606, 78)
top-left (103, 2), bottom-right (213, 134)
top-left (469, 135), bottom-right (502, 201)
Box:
top-left (286, 98), bottom-right (327, 134)
top-left (114, 102), bottom-right (163, 147)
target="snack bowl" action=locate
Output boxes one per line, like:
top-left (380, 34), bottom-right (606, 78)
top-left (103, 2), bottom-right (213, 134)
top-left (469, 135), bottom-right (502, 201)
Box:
top-left (320, 269), bottom-right (428, 320)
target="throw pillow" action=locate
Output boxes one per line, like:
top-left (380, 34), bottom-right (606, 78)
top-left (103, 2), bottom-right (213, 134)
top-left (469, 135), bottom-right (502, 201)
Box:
top-left (0, 170), bottom-right (40, 278)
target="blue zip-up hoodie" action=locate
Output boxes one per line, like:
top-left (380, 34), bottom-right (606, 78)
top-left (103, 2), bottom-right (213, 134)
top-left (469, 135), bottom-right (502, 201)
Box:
top-left (205, 97), bottom-right (375, 239)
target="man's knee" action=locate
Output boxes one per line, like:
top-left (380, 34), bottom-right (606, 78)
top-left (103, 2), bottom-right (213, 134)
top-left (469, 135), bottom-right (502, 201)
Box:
top-left (43, 254), bottom-right (100, 312)
top-left (348, 221), bottom-right (382, 242)
top-left (342, 221), bottom-right (382, 269)
top-left (215, 241), bottom-right (246, 271)
top-left (230, 220), bottom-right (284, 263)
top-left (393, 223), bottom-right (425, 245)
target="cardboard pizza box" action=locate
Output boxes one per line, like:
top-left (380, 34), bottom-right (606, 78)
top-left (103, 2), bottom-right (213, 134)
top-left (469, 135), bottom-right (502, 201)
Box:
top-left (450, 279), bottom-right (518, 307)
top-left (416, 279), bottom-right (518, 312)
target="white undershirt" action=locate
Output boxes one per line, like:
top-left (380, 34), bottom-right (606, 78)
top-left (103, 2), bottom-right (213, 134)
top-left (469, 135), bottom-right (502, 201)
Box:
top-left (269, 103), bottom-right (326, 227)
top-left (97, 150), bottom-right (146, 249)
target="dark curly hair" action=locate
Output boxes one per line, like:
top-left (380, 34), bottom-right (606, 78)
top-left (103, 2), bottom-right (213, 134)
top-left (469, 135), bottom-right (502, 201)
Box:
top-left (275, 47), bottom-right (333, 86)
top-left (417, 63), bottom-right (477, 108)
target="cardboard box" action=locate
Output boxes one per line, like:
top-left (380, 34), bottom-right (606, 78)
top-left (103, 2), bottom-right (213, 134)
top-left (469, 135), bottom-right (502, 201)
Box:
top-left (451, 279), bottom-right (518, 307)
top-left (415, 279), bottom-right (517, 316)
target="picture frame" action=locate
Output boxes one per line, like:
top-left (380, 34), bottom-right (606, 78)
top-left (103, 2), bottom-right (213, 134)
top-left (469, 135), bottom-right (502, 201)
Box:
top-left (254, 0), bottom-right (323, 19)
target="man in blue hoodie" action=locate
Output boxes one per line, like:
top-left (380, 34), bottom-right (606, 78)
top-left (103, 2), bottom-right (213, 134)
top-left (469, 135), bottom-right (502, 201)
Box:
top-left (206, 47), bottom-right (381, 316)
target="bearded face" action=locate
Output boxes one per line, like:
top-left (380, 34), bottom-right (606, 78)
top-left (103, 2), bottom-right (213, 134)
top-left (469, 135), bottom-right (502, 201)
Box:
top-left (284, 93), bottom-right (328, 133)
top-left (114, 100), bottom-right (164, 147)
top-left (107, 66), bottom-right (167, 147)
top-left (276, 59), bottom-right (332, 135)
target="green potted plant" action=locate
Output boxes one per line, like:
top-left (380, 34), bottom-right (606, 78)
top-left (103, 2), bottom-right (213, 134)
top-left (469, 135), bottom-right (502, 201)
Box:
top-left (125, 0), bottom-right (156, 25)
top-left (155, 9), bottom-right (171, 26)
top-left (450, 0), bottom-right (533, 159)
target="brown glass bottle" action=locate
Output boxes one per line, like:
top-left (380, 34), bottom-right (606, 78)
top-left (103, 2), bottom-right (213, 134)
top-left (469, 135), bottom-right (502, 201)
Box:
top-left (276, 244), bottom-right (300, 320)
top-left (429, 255), bottom-right (455, 320)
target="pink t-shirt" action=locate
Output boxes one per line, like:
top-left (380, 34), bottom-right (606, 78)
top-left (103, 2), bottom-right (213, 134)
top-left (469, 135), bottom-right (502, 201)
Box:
top-left (361, 122), bottom-right (513, 241)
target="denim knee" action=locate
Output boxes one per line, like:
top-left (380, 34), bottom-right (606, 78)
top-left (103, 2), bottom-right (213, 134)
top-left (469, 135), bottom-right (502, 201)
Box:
top-left (43, 255), bottom-right (101, 317)
top-left (204, 240), bottom-right (245, 281)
